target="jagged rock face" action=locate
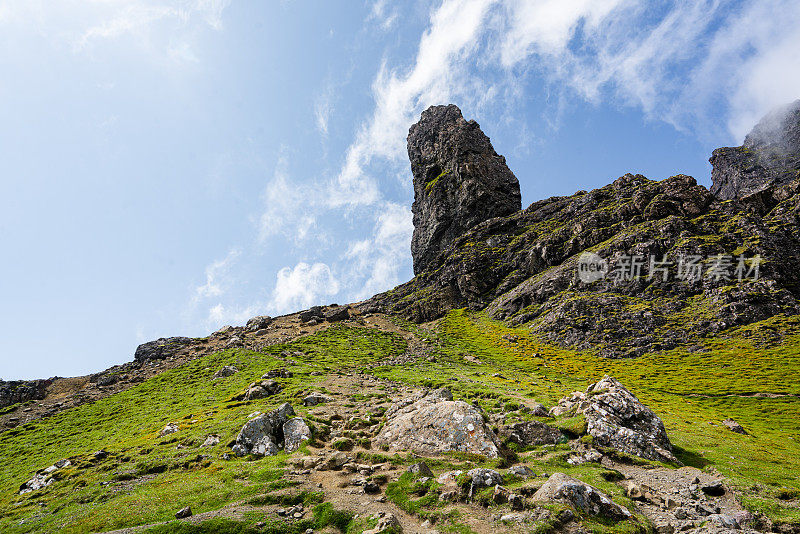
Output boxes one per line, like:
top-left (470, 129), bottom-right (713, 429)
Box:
top-left (134, 337), bottom-right (195, 362)
top-left (551, 376), bottom-right (678, 464)
top-left (710, 100), bottom-right (800, 200)
top-left (409, 104), bottom-right (521, 274)
top-left (0, 379), bottom-right (51, 409)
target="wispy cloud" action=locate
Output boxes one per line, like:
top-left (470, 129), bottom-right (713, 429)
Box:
top-left (269, 262), bottom-right (341, 314)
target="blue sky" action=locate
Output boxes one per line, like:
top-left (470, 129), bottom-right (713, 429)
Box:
top-left (1, 0), bottom-right (799, 380)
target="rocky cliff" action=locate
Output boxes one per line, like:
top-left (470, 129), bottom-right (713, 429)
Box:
top-left (409, 105), bottom-right (521, 274)
top-left (363, 102), bottom-right (800, 357)
top-left (710, 100), bottom-right (800, 200)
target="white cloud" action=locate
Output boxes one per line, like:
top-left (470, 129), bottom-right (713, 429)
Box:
top-left (344, 201), bottom-right (413, 300)
top-left (194, 248), bottom-right (240, 300)
top-left (269, 262), bottom-right (340, 314)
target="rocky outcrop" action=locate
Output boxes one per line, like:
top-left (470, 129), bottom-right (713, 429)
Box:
top-left (363, 103), bottom-right (800, 357)
top-left (19, 459), bottom-right (71, 495)
top-left (374, 388), bottom-right (499, 457)
top-left (0, 379), bottom-right (51, 409)
top-left (532, 472), bottom-right (632, 520)
top-left (409, 104), bottom-right (521, 274)
top-left (711, 100), bottom-right (800, 200)
top-left (134, 337), bottom-right (196, 362)
top-left (552, 376), bottom-right (678, 464)
top-left (283, 417), bottom-right (311, 453)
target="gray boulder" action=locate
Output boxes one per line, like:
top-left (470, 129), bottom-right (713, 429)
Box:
top-left (374, 388), bottom-right (499, 458)
top-left (303, 392), bottom-right (332, 406)
top-left (213, 365), bottom-right (238, 379)
top-left (298, 306), bottom-right (324, 323)
top-left (246, 315), bottom-right (273, 331)
top-left (19, 460), bottom-right (71, 494)
top-left (323, 305), bottom-right (350, 322)
top-left (532, 473), bottom-right (631, 520)
top-left (0, 379), bottom-right (51, 408)
top-left (232, 403), bottom-right (295, 456)
top-left (408, 104), bottom-right (522, 274)
top-left (283, 417), bottom-right (311, 453)
top-left (551, 376), bottom-right (678, 464)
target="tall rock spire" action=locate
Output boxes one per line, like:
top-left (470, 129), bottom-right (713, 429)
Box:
top-left (408, 104), bottom-right (522, 275)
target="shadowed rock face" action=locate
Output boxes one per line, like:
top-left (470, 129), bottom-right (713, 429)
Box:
top-left (409, 104), bottom-right (521, 274)
top-left (710, 100), bottom-right (800, 200)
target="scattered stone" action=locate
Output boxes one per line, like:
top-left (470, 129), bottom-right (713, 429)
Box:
top-left (284, 418), bottom-right (311, 453)
top-left (298, 306), bottom-right (324, 323)
top-left (93, 450), bottom-right (108, 460)
top-left (235, 380), bottom-right (282, 401)
top-left (508, 493), bottom-right (524, 511)
top-left (722, 418), bottom-right (748, 435)
top-left (319, 451), bottom-right (349, 471)
top-left (324, 306), bottom-right (350, 322)
top-left (374, 388), bottom-right (500, 457)
top-left (263, 368), bottom-right (293, 379)
top-left (363, 511), bottom-right (402, 534)
top-left (303, 392), bottom-right (332, 406)
top-left (175, 506), bottom-right (192, 519)
top-left (501, 420), bottom-right (564, 447)
top-left (201, 434), bottom-right (221, 448)
top-left (550, 376), bottom-right (678, 464)
top-left (532, 473), bottom-right (632, 520)
top-left (708, 514), bottom-right (740, 529)
top-left (160, 422), bottom-right (179, 437)
top-left (213, 365), bottom-right (238, 379)
top-left (246, 315), bottom-right (273, 331)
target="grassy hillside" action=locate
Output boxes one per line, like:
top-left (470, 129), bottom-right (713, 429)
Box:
top-left (0, 312), bottom-right (798, 533)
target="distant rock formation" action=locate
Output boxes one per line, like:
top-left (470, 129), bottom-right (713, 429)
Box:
top-left (710, 100), bottom-right (800, 200)
top-left (409, 105), bottom-right (521, 274)
top-left (0, 379), bottom-right (51, 409)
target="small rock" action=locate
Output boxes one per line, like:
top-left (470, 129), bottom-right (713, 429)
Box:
top-left (201, 434), bottom-right (221, 447)
top-left (508, 493), bottom-right (524, 511)
top-left (709, 514), bottom-right (740, 529)
top-left (722, 418), bottom-right (748, 435)
top-left (364, 481), bottom-right (381, 494)
top-left (213, 365), bottom-right (238, 379)
top-left (160, 422), bottom-right (179, 437)
top-left (363, 512), bottom-right (402, 534)
top-left (284, 418), bottom-right (312, 453)
top-left (175, 506), bottom-right (192, 519)
top-left (246, 315), bottom-right (273, 331)
top-left (507, 465), bottom-right (534, 478)
top-left (532, 472), bottom-right (631, 520)
top-left (93, 450), bottom-right (108, 460)
top-left (408, 462), bottom-right (434, 478)
top-left (303, 392), bottom-right (332, 406)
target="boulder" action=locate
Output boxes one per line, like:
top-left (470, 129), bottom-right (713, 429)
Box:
top-left (303, 392), bottom-right (332, 406)
top-left (283, 417), bottom-right (311, 453)
top-left (175, 506), bottom-right (192, 519)
top-left (263, 368), bottom-right (293, 379)
top-left (407, 462), bottom-right (434, 478)
top-left (722, 418), bottom-right (747, 435)
top-left (374, 388), bottom-right (499, 457)
top-left (246, 315), bottom-right (273, 332)
top-left (532, 473), bottom-right (632, 520)
top-left (19, 460), bottom-right (71, 494)
top-left (232, 403), bottom-right (295, 456)
top-left (324, 305), bottom-right (350, 322)
top-left (236, 380), bottom-right (281, 401)
top-left (501, 420), bottom-right (565, 447)
top-left (298, 306), bottom-right (324, 323)
top-left (362, 511), bottom-right (402, 534)
top-left (213, 365), bottom-right (238, 378)
top-left (551, 376), bottom-right (678, 464)
top-left (134, 337), bottom-right (194, 362)
top-left (507, 465), bottom-right (534, 478)
top-left (201, 434), bottom-right (220, 447)
top-left (408, 104), bottom-right (522, 274)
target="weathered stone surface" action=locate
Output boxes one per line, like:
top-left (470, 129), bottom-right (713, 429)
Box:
top-left (232, 403), bottom-right (295, 457)
top-left (552, 376), bottom-right (678, 464)
top-left (175, 506), bottom-right (192, 519)
top-left (134, 337), bottom-right (194, 362)
top-left (234, 380), bottom-right (282, 401)
top-left (0, 379), bottom-right (51, 409)
top-left (19, 460), bottom-right (71, 495)
top-left (722, 418), bottom-right (747, 435)
top-left (324, 305), bottom-right (350, 322)
top-left (407, 462), bottom-right (434, 478)
top-left (283, 417), bottom-right (311, 453)
top-left (245, 315), bottom-right (272, 331)
top-left (501, 420), bottom-right (565, 447)
top-left (362, 511), bottom-right (402, 534)
top-left (160, 422), bottom-right (179, 437)
top-left (532, 472), bottom-right (632, 520)
top-left (374, 388), bottom-right (499, 457)
top-left (711, 100), bottom-right (800, 200)
top-left (408, 104), bottom-right (521, 274)
top-left (298, 306), bottom-right (324, 323)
